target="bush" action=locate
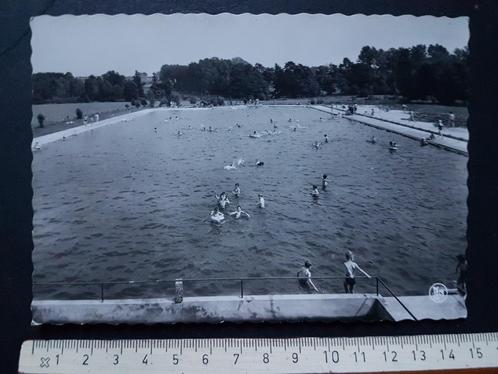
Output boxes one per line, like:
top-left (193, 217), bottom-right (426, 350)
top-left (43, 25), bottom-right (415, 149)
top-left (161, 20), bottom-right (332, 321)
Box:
top-left (189, 97), bottom-right (197, 105)
top-left (75, 108), bottom-right (83, 119)
top-left (169, 94), bottom-right (181, 106)
top-left (37, 113), bottom-right (45, 128)
top-left (140, 98), bottom-right (147, 106)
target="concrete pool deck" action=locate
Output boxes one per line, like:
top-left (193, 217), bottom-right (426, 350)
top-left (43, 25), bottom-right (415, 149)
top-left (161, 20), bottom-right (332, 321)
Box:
top-left (31, 293), bottom-right (466, 324)
top-left (311, 105), bottom-right (468, 156)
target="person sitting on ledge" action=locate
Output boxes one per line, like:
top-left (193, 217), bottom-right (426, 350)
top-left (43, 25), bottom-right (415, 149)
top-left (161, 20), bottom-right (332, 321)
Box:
top-left (297, 260), bottom-right (319, 293)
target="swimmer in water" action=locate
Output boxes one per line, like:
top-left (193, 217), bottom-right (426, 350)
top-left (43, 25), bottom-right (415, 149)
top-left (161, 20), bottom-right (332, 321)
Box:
top-left (177, 130), bottom-right (183, 136)
top-left (311, 185), bottom-right (320, 198)
top-left (288, 118), bottom-right (292, 123)
top-left (343, 250), bottom-right (371, 293)
top-left (208, 126), bottom-right (213, 132)
top-left (256, 160), bottom-right (264, 167)
top-left (210, 207), bottom-right (225, 223)
top-left (233, 183), bottom-right (241, 198)
top-left (224, 162), bottom-right (237, 170)
top-left (229, 206), bottom-right (250, 219)
top-left (154, 127), bottom-right (157, 133)
top-left (293, 127), bottom-right (297, 132)
top-left (324, 134), bottom-right (329, 143)
top-left (270, 118), bottom-right (273, 124)
top-left (322, 174), bottom-right (328, 190)
top-left (215, 192), bottom-right (230, 209)
top-left (369, 136), bottom-right (376, 144)
top-left (313, 141), bottom-right (321, 149)
top-left (258, 194), bottom-right (265, 208)
top-left (236, 122), bottom-right (241, 128)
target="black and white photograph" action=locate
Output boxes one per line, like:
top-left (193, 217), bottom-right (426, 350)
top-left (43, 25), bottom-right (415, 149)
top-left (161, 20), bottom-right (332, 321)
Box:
top-left (30, 13), bottom-right (469, 324)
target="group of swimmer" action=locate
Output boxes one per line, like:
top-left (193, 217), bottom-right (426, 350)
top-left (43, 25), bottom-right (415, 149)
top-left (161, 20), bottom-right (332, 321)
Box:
top-left (297, 250), bottom-right (371, 294)
top-left (209, 183), bottom-right (265, 223)
top-left (365, 135), bottom-right (400, 151)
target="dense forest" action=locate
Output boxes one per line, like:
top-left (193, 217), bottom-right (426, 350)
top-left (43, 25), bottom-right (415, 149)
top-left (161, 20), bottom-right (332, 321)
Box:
top-left (33, 44), bottom-right (468, 105)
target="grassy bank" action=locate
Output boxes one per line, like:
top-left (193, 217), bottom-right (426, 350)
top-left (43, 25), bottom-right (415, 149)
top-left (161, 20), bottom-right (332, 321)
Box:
top-left (32, 102), bottom-right (129, 127)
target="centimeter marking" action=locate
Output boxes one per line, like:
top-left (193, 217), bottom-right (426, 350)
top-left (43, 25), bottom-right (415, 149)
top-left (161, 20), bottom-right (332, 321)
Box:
top-left (19, 333), bottom-right (498, 373)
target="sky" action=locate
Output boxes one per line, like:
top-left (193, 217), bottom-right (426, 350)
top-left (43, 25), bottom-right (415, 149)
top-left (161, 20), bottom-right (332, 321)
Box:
top-left (31, 14), bottom-right (468, 76)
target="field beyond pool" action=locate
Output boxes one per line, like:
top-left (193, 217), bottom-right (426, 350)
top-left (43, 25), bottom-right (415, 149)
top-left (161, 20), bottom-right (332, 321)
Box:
top-left (32, 106), bottom-right (467, 300)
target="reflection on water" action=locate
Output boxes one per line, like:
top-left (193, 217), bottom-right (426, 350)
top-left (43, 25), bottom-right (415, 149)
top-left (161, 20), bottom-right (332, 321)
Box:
top-left (32, 106), bottom-right (467, 299)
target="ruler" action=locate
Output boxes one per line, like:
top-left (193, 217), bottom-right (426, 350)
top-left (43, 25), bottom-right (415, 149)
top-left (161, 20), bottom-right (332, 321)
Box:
top-left (19, 333), bottom-right (498, 373)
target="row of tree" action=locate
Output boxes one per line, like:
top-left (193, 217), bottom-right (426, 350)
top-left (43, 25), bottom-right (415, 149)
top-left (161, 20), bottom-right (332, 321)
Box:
top-left (32, 71), bottom-right (169, 104)
top-left (33, 44), bottom-right (468, 105)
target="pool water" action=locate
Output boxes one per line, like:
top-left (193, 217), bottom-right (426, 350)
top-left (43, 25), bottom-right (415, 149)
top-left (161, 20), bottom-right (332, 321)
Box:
top-left (32, 106), bottom-right (467, 299)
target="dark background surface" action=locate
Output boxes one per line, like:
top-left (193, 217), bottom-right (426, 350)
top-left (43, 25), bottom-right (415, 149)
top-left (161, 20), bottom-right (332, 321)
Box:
top-left (1, 1), bottom-right (497, 373)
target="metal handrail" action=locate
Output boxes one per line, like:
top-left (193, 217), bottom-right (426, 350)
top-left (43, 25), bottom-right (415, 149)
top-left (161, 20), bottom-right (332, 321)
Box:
top-left (34, 275), bottom-right (371, 302)
top-left (376, 277), bottom-right (418, 321)
top-left (33, 275), bottom-right (369, 287)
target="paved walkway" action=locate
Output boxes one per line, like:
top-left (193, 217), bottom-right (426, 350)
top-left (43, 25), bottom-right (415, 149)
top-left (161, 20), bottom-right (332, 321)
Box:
top-left (348, 104), bottom-right (468, 141)
top-left (311, 105), bottom-right (468, 156)
top-left (382, 295), bottom-right (467, 321)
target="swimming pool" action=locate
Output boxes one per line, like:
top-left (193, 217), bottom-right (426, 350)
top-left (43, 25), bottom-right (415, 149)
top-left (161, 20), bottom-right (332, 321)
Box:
top-left (32, 106), bottom-right (467, 299)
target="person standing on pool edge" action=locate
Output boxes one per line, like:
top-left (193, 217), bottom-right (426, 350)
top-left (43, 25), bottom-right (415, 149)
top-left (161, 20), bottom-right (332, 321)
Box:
top-left (343, 250), bottom-right (371, 293)
top-left (297, 260), bottom-right (319, 293)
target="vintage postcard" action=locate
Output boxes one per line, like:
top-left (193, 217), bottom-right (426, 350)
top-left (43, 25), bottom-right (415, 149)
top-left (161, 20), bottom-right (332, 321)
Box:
top-left (30, 14), bottom-right (469, 324)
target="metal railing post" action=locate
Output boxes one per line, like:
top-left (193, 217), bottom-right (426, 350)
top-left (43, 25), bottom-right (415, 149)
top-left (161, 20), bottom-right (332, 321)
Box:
top-left (174, 279), bottom-right (184, 304)
top-left (100, 283), bottom-right (104, 302)
top-left (240, 279), bottom-right (244, 298)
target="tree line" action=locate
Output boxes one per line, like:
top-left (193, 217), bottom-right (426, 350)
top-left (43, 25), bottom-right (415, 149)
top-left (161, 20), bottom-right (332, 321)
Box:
top-left (32, 71), bottom-right (169, 104)
top-left (33, 44), bottom-right (468, 106)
